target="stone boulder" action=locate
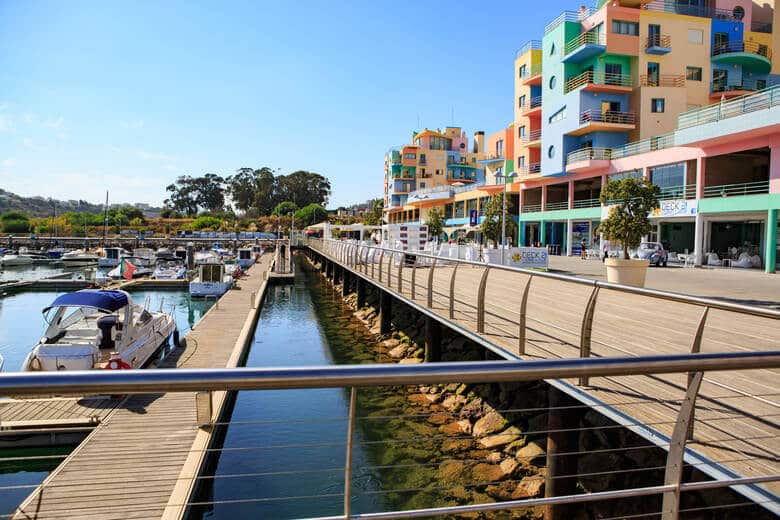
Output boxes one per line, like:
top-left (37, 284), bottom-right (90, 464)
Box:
top-left (473, 411), bottom-right (507, 437)
top-left (479, 426), bottom-right (522, 449)
top-left (388, 345), bottom-right (407, 359)
top-left (472, 463), bottom-right (505, 484)
top-left (516, 441), bottom-right (546, 466)
top-left (511, 476), bottom-right (545, 499)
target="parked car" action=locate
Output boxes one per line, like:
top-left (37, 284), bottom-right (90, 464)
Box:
top-left (636, 242), bottom-right (668, 267)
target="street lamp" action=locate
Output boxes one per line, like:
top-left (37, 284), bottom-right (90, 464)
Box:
top-left (501, 171), bottom-right (518, 265)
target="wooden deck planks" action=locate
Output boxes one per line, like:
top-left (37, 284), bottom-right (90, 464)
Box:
top-left (13, 254), bottom-right (274, 520)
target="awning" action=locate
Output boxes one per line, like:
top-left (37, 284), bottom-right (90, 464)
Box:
top-left (44, 290), bottom-right (128, 313)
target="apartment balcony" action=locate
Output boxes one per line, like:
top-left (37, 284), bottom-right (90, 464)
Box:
top-left (702, 180), bottom-right (769, 198)
top-left (529, 162), bottom-right (541, 174)
top-left (520, 96), bottom-right (542, 117)
top-left (639, 74), bottom-right (685, 88)
top-left (750, 21), bottom-right (773, 33)
top-left (562, 31), bottom-right (605, 63)
top-left (711, 41), bottom-right (772, 74)
top-left (516, 40), bottom-right (542, 59)
top-left (568, 110), bottom-right (636, 136)
top-left (520, 129), bottom-right (542, 147)
top-left (565, 147), bottom-right (611, 173)
top-left (645, 34), bottom-right (671, 55)
top-left (521, 203), bottom-right (543, 214)
top-left (479, 152), bottom-right (505, 164)
top-left (544, 201), bottom-right (569, 211)
top-left (658, 184), bottom-right (697, 201)
top-left (520, 63), bottom-right (543, 86)
top-left (710, 79), bottom-right (772, 100)
top-left (564, 71), bottom-right (633, 94)
top-left (640, 1), bottom-right (738, 21)
top-left (572, 198), bottom-right (600, 209)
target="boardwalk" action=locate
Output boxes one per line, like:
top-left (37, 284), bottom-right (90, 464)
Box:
top-left (315, 242), bottom-right (780, 503)
top-left (12, 254), bottom-right (273, 520)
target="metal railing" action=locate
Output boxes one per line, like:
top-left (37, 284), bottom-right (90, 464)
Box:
top-left (579, 109), bottom-right (636, 125)
top-left (516, 40), bottom-right (542, 59)
top-left (520, 129), bottom-right (542, 143)
top-left (521, 96), bottom-right (542, 114)
top-left (678, 84), bottom-right (780, 129)
top-left (711, 78), bottom-right (772, 94)
top-left (641, 0), bottom-right (738, 21)
top-left (564, 71), bottom-right (633, 93)
top-left (639, 74), bottom-right (685, 87)
top-left (519, 63), bottom-right (542, 80)
top-left (544, 10), bottom-right (584, 35)
top-left (544, 201), bottom-right (569, 211)
top-left (702, 180), bottom-right (770, 198)
top-left (645, 34), bottom-right (671, 50)
top-left (572, 197), bottom-right (600, 209)
top-left (520, 203), bottom-right (542, 213)
top-left (610, 133), bottom-right (675, 159)
top-left (658, 184), bottom-right (697, 201)
top-left (529, 162), bottom-right (541, 174)
top-left (712, 40), bottom-right (772, 61)
top-left (564, 30), bottom-right (604, 56)
top-left (566, 147), bottom-right (611, 164)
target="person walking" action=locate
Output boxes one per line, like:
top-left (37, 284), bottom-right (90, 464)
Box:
top-left (601, 238), bottom-right (610, 263)
top-left (580, 239), bottom-right (587, 260)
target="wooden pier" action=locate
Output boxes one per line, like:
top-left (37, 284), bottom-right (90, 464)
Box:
top-left (12, 254), bottom-right (275, 520)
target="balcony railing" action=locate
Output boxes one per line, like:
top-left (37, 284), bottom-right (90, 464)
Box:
top-left (640, 0), bottom-right (738, 21)
top-left (750, 20), bottom-right (772, 33)
top-left (566, 147), bottom-right (612, 164)
top-left (521, 96), bottom-right (542, 114)
top-left (521, 203), bottom-right (543, 213)
top-left (564, 30), bottom-right (605, 56)
top-left (639, 74), bottom-right (685, 87)
top-left (545, 201), bottom-right (569, 211)
top-left (544, 9), bottom-right (593, 35)
top-left (702, 180), bottom-right (769, 198)
top-left (711, 79), bottom-right (771, 94)
top-left (712, 40), bottom-right (772, 60)
top-left (579, 110), bottom-right (636, 125)
top-left (610, 133), bottom-right (675, 159)
top-left (520, 129), bottom-right (542, 143)
top-left (645, 34), bottom-right (671, 50)
top-left (564, 71), bottom-right (633, 93)
top-left (678, 84), bottom-right (780, 130)
top-left (516, 40), bottom-right (542, 58)
top-left (658, 184), bottom-right (697, 201)
top-left (520, 63), bottom-right (543, 80)
top-left (482, 152), bottom-right (504, 161)
top-left (529, 162), bottom-right (541, 174)
top-left (572, 197), bottom-right (600, 209)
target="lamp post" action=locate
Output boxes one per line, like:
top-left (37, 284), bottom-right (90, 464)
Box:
top-left (501, 172), bottom-right (518, 265)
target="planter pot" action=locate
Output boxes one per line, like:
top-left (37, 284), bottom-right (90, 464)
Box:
top-left (605, 258), bottom-right (650, 287)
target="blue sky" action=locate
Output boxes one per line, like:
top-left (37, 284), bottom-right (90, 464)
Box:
top-left (0, 0), bottom-right (571, 209)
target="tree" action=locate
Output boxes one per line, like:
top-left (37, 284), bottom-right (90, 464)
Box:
top-left (165, 176), bottom-right (199, 216)
top-left (226, 168), bottom-right (258, 213)
top-left (363, 199), bottom-right (384, 226)
top-left (294, 203), bottom-right (328, 227)
top-left (0, 211), bottom-right (30, 233)
top-left (276, 171), bottom-right (331, 209)
top-left (191, 215), bottom-right (223, 230)
top-left (192, 173), bottom-right (225, 213)
top-left (425, 206), bottom-right (444, 241)
top-left (254, 167), bottom-right (278, 216)
top-left (596, 177), bottom-right (660, 259)
top-left (480, 193), bottom-right (516, 247)
top-left (272, 201), bottom-right (298, 216)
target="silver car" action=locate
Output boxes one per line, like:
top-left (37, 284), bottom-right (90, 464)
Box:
top-left (637, 242), bottom-right (668, 267)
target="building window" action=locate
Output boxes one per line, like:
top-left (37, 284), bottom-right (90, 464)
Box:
top-left (757, 79), bottom-right (767, 90)
top-left (732, 6), bottom-right (744, 19)
top-left (420, 182), bottom-right (426, 188)
top-left (436, 169), bottom-right (441, 175)
top-left (519, 64), bottom-right (526, 78)
top-left (548, 106), bottom-right (567, 124)
top-left (518, 125), bottom-right (526, 138)
top-left (420, 168), bottom-right (426, 174)
top-left (404, 153), bottom-right (416, 159)
top-left (686, 66), bottom-right (702, 81)
top-left (549, 75), bottom-right (557, 89)
top-left (687, 29), bottom-right (703, 44)
top-left (548, 146), bottom-right (555, 159)
top-left (649, 162), bottom-right (685, 190)
top-left (419, 153), bottom-right (426, 163)
top-left (519, 95), bottom-right (526, 108)
top-left (550, 43), bottom-right (556, 56)
top-left (518, 156), bottom-right (526, 167)
top-left (612, 20), bottom-right (639, 35)
top-left (610, 170), bottom-right (643, 181)
top-left (651, 98), bottom-right (665, 113)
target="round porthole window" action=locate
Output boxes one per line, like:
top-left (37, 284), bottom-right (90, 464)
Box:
top-left (733, 6), bottom-right (744, 19)
top-left (548, 146), bottom-right (555, 159)
top-left (459, 142), bottom-right (466, 149)
top-left (549, 75), bottom-right (557, 90)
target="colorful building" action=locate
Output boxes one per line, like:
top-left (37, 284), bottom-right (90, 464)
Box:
top-left (383, 0), bottom-right (780, 272)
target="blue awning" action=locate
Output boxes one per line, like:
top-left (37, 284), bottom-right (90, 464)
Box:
top-left (44, 290), bottom-right (128, 313)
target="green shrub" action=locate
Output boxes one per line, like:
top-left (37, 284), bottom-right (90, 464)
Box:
top-left (191, 216), bottom-right (223, 230)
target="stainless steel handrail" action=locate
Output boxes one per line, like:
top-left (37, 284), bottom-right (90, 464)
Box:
top-left (311, 239), bottom-right (780, 319)
top-left (2, 352), bottom-right (777, 396)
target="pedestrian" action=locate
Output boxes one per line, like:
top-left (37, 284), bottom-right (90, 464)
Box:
top-left (601, 238), bottom-right (610, 263)
top-left (580, 239), bottom-right (587, 260)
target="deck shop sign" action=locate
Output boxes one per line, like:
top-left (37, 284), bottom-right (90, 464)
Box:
top-left (506, 247), bottom-right (548, 269)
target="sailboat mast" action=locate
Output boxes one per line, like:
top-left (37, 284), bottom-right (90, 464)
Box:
top-left (103, 190), bottom-right (109, 246)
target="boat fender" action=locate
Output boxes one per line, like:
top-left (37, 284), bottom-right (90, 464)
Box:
top-left (105, 352), bottom-right (131, 370)
top-left (29, 356), bottom-right (42, 371)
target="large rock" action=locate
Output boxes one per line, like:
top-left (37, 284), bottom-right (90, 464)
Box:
top-left (516, 441), bottom-right (546, 466)
top-left (457, 419), bottom-right (473, 435)
top-left (472, 411), bottom-right (506, 438)
top-left (388, 345), bottom-right (407, 359)
top-left (441, 394), bottom-right (467, 412)
top-left (500, 458), bottom-right (519, 476)
top-left (439, 421), bottom-right (469, 436)
top-left (399, 357), bottom-right (422, 364)
top-left (459, 397), bottom-right (484, 420)
top-left (479, 426), bottom-right (522, 448)
top-left (511, 476), bottom-right (545, 499)
top-left (441, 438), bottom-right (474, 453)
top-left (471, 463), bottom-right (505, 484)
top-left (485, 482), bottom-right (515, 500)
top-left (427, 412), bottom-right (449, 425)
top-left (383, 338), bottom-right (401, 348)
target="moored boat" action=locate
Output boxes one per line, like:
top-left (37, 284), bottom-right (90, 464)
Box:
top-left (0, 254), bottom-right (33, 266)
top-left (22, 289), bottom-right (176, 371)
top-left (237, 247), bottom-right (255, 268)
top-left (61, 250), bottom-right (100, 266)
top-left (98, 247), bottom-right (129, 267)
top-left (153, 259), bottom-right (187, 280)
top-left (189, 262), bottom-right (233, 297)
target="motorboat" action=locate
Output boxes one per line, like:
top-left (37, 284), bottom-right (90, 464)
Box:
top-left (99, 247), bottom-right (129, 267)
top-left (61, 250), bottom-right (100, 266)
top-left (107, 257), bottom-right (153, 279)
top-left (153, 259), bottom-right (187, 280)
top-left (131, 247), bottom-right (156, 267)
top-left (22, 289), bottom-right (176, 371)
top-left (47, 247), bottom-right (66, 259)
top-left (0, 254), bottom-right (33, 266)
top-left (237, 247), bottom-right (255, 269)
top-left (194, 250), bottom-right (221, 264)
top-left (189, 261), bottom-right (233, 297)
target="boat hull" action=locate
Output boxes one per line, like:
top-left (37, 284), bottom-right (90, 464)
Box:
top-left (190, 280), bottom-right (232, 297)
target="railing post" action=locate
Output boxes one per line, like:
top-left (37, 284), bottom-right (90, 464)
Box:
top-left (518, 276), bottom-right (532, 355)
top-left (377, 250), bottom-right (384, 281)
top-left (661, 371), bottom-right (704, 520)
top-left (343, 386), bottom-right (357, 519)
top-left (476, 267), bottom-right (491, 333)
top-left (427, 258), bottom-right (437, 308)
top-left (397, 252), bottom-right (404, 293)
top-left (687, 306), bottom-right (709, 440)
top-left (449, 263), bottom-right (459, 319)
top-left (386, 251), bottom-right (393, 286)
top-left (578, 286), bottom-right (600, 386)
top-left (410, 256), bottom-right (417, 300)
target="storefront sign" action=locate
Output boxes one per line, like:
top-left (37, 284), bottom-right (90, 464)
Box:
top-left (652, 199), bottom-right (697, 218)
top-left (469, 209), bottom-right (478, 227)
top-left (506, 247), bottom-right (548, 269)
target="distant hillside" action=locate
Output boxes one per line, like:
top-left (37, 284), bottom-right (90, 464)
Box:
top-left (0, 189), bottom-right (161, 218)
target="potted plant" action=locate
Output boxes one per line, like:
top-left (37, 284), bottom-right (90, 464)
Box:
top-left (596, 177), bottom-right (660, 287)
